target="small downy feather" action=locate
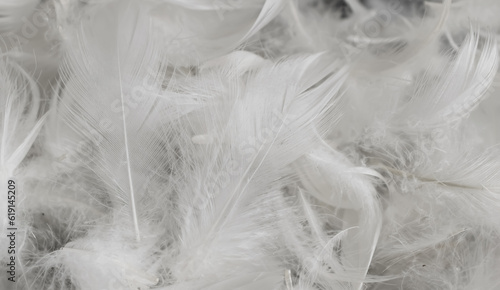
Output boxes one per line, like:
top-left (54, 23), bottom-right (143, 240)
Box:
top-left (392, 28), bottom-right (499, 130)
top-left (295, 144), bottom-right (382, 290)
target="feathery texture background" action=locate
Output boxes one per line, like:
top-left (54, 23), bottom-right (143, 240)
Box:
top-left (1, 0), bottom-right (500, 289)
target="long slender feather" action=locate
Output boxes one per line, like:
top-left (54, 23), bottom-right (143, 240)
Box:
top-left (164, 54), bottom-right (347, 287)
top-left (37, 2), bottom-right (172, 288)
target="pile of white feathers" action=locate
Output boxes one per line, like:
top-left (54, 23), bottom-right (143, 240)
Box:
top-left (1, 0), bottom-right (500, 289)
